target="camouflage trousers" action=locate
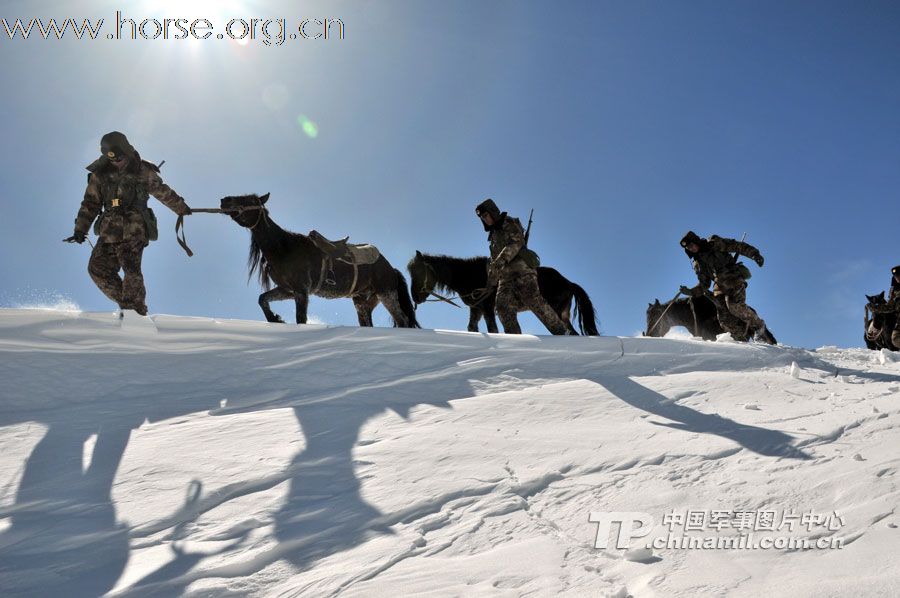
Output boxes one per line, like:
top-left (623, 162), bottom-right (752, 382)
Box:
top-left (496, 271), bottom-right (568, 335)
top-left (88, 239), bottom-right (148, 314)
top-left (712, 279), bottom-right (765, 335)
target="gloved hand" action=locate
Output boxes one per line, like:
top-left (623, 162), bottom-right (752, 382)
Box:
top-left (753, 254), bottom-right (765, 267)
top-left (487, 262), bottom-right (500, 287)
top-left (63, 231), bottom-right (86, 244)
top-left (679, 285), bottom-right (704, 297)
top-left (180, 205), bottom-right (193, 216)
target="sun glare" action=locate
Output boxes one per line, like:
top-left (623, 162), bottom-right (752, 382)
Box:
top-left (143, 0), bottom-right (249, 23)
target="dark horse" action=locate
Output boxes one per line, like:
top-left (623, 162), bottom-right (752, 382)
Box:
top-left (407, 251), bottom-right (599, 335)
top-left (865, 292), bottom-right (897, 350)
top-left (645, 296), bottom-right (724, 340)
top-left (222, 193), bottom-right (418, 328)
top-left (645, 295), bottom-right (777, 343)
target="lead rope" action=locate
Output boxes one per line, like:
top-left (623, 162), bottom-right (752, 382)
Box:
top-left (176, 214), bottom-right (193, 257)
top-left (175, 199), bottom-right (266, 257)
top-left (689, 296), bottom-right (699, 337)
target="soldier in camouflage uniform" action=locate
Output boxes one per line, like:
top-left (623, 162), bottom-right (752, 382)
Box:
top-left (475, 198), bottom-right (568, 335)
top-left (867, 265), bottom-right (900, 348)
top-left (678, 230), bottom-right (774, 344)
top-left (64, 132), bottom-right (192, 316)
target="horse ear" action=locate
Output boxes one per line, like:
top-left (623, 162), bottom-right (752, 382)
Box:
top-left (416, 250), bottom-right (422, 257)
top-left (260, 192), bottom-right (270, 204)
top-left (654, 299), bottom-right (661, 306)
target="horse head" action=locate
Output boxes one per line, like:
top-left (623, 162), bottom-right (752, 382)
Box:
top-left (867, 291), bottom-right (886, 305)
top-left (220, 193), bottom-right (270, 229)
top-left (645, 298), bottom-right (670, 337)
top-left (407, 250), bottom-right (435, 305)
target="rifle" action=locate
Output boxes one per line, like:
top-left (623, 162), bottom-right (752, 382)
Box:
top-left (524, 209), bottom-right (534, 246)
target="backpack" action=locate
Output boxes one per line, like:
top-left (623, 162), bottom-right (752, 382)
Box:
top-left (520, 247), bottom-right (540, 269)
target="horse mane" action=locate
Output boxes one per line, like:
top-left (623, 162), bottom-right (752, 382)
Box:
top-left (242, 195), bottom-right (312, 291)
top-left (417, 253), bottom-right (489, 294)
top-left (248, 233), bottom-right (274, 290)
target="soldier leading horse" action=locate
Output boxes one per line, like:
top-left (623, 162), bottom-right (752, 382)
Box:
top-left (407, 251), bottom-right (599, 335)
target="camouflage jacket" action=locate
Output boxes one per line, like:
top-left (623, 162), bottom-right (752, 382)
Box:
top-left (692, 235), bottom-right (762, 290)
top-left (74, 160), bottom-right (189, 243)
top-left (488, 214), bottom-right (531, 278)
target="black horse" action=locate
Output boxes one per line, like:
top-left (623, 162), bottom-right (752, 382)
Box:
top-left (645, 296), bottom-right (724, 340)
top-left (222, 193), bottom-right (418, 328)
top-left (645, 295), bottom-right (777, 343)
top-left (865, 292), bottom-right (897, 350)
top-left (407, 251), bottom-right (599, 335)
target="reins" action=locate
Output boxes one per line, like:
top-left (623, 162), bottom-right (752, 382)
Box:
top-left (647, 290), bottom-right (684, 335)
top-left (415, 260), bottom-right (491, 309)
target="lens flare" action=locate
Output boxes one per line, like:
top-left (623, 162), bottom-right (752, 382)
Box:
top-left (298, 115), bottom-right (319, 138)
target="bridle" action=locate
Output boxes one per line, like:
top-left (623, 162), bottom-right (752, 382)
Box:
top-left (413, 260), bottom-right (462, 309)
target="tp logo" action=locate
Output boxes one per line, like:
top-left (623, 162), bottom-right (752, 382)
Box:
top-left (590, 512), bottom-right (654, 549)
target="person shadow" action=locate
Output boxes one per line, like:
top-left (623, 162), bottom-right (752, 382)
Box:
top-left (0, 419), bottom-right (132, 597)
top-left (4, 317), bottom-right (899, 595)
top-left (122, 332), bottom-right (875, 595)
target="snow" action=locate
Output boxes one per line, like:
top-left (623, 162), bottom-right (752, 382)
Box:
top-left (0, 308), bottom-right (898, 597)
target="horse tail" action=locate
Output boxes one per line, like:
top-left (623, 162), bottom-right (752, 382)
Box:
top-left (571, 283), bottom-right (600, 336)
top-left (394, 269), bottom-right (420, 328)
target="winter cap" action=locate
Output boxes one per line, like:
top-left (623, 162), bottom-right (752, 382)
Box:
top-left (475, 198), bottom-right (501, 220)
top-left (100, 131), bottom-right (136, 160)
top-left (680, 231), bottom-right (702, 248)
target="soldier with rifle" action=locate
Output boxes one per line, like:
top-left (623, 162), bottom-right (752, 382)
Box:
top-left (475, 198), bottom-right (569, 335)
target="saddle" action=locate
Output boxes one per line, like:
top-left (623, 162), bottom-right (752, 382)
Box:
top-left (308, 230), bottom-right (382, 295)
top-left (309, 230), bottom-right (381, 265)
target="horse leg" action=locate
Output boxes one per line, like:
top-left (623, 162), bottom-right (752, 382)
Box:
top-left (557, 299), bottom-right (577, 335)
top-left (480, 294), bottom-right (499, 333)
top-left (294, 291), bottom-right (309, 324)
top-left (377, 291), bottom-right (411, 328)
top-left (352, 294), bottom-right (377, 327)
top-left (259, 287), bottom-right (293, 323)
top-left (467, 307), bottom-right (481, 332)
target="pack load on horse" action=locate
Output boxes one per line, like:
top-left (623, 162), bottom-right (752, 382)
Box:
top-left (864, 292), bottom-right (898, 350)
top-left (408, 251), bottom-right (599, 335)
top-left (210, 193), bottom-right (418, 327)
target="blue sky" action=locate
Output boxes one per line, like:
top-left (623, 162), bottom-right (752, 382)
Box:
top-left (1, 0), bottom-right (898, 348)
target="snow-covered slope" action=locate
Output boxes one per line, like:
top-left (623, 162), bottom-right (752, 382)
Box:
top-left (0, 308), bottom-right (898, 597)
